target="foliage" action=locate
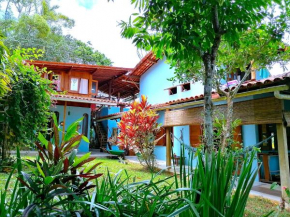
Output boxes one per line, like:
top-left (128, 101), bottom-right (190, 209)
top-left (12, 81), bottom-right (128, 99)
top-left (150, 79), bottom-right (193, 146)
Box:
top-left (0, 0), bottom-right (112, 65)
top-left (0, 32), bottom-right (13, 97)
top-left (90, 169), bottom-right (187, 216)
top-left (119, 0), bottom-right (290, 151)
top-left (0, 47), bottom-right (52, 156)
top-left (213, 114), bottom-right (242, 150)
top-left (174, 143), bottom-right (259, 217)
top-left (9, 115), bottom-right (102, 216)
top-left (118, 95), bottom-right (160, 171)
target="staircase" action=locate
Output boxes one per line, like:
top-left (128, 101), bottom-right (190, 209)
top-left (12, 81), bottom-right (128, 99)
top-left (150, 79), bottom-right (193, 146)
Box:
top-left (93, 121), bottom-right (108, 151)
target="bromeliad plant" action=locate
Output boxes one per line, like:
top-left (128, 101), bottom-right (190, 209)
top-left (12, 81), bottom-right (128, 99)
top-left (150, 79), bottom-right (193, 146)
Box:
top-left (118, 95), bottom-right (160, 171)
top-left (17, 114), bottom-right (103, 216)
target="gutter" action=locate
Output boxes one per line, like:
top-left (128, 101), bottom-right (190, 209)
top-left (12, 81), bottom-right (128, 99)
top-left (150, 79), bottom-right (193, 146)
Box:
top-left (51, 96), bottom-right (118, 106)
top-left (274, 90), bottom-right (290, 100)
top-left (155, 85), bottom-right (289, 111)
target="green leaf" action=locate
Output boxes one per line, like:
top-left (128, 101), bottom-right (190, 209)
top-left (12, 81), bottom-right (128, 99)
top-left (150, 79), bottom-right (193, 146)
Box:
top-left (64, 117), bottom-right (83, 142)
top-left (72, 152), bottom-right (91, 167)
top-left (38, 132), bottom-right (48, 148)
top-left (82, 135), bottom-right (89, 143)
top-left (44, 176), bottom-right (55, 185)
top-left (36, 162), bottom-right (45, 178)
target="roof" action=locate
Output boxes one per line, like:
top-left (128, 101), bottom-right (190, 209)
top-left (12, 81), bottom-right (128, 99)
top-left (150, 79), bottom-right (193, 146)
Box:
top-left (97, 52), bottom-right (158, 99)
top-left (152, 72), bottom-right (290, 109)
top-left (28, 54), bottom-right (158, 100)
top-left (28, 60), bottom-right (134, 98)
top-left (51, 94), bottom-right (128, 106)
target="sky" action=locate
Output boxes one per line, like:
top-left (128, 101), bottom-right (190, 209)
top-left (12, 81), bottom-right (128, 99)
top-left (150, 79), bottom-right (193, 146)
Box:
top-left (52, 0), bottom-right (289, 74)
top-left (51, 0), bottom-right (141, 68)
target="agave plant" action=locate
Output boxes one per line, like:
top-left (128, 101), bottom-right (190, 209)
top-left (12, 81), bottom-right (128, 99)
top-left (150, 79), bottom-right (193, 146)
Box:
top-left (16, 114), bottom-right (103, 216)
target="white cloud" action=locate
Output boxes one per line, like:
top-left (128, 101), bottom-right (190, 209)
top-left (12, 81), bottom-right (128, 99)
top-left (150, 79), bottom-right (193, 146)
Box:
top-left (52, 0), bottom-right (142, 68)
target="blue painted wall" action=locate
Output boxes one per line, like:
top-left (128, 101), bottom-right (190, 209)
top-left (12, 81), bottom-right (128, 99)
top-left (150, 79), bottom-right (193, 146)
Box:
top-left (140, 59), bottom-right (204, 105)
top-left (101, 106), bottom-right (129, 150)
top-left (242, 125), bottom-right (260, 182)
top-left (154, 111), bottom-right (166, 160)
top-left (51, 105), bottom-right (91, 153)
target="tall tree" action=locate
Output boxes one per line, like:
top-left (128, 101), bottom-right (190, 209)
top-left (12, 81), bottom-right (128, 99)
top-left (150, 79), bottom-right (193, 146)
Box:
top-left (119, 0), bottom-right (289, 151)
top-left (0, 41), bottom-right (52, 159)
top-left (0, 0), bottom-right (112, 65)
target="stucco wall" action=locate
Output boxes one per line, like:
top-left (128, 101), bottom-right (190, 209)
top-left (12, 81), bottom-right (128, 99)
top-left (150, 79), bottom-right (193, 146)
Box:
top-left (101, 106), bottom-right (129, 150)
top-left (140, 59), bottom-right (204, 105)
top-left (51, 105), bottom-right (91, 153)
top-left (242, 125), bottom-right (260, 182)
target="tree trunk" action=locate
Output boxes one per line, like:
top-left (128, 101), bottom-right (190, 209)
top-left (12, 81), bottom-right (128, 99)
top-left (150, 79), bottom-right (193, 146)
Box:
top-left (203, 55), bottom-right (214, 152)
top-left (2, 124), bottom-right (8, 160)
top-left (221, 97), bottom-right (233, 152)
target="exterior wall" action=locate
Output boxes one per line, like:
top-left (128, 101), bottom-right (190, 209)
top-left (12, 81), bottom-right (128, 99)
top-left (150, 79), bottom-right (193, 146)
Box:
top-left (101, 106), bottom-right (129, 150)
top-left (140, 59), bottom-right (204, 105)
top-left (50, 105), bottom-right (91, 153)
top-left (242, 125), bottom-right (260, 182)
top-left (154, 111), bottom-right (166, 160)
top-left (49, 69), bottom-right (94, 98)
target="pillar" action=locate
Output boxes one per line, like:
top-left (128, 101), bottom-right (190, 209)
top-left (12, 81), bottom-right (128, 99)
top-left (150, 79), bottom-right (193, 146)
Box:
top-left (166, 127), bottom-right (172, 167)
top-left (277, 123), bottom-right (290, 203)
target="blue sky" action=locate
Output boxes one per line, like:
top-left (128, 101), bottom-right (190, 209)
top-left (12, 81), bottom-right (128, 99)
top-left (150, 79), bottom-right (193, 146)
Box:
top-left (77, 0), bottom-right (97, 9)
top-left (52, 0), bottom-right (141, 68)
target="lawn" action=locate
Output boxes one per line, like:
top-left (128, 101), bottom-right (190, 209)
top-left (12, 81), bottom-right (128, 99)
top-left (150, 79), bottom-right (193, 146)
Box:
top-left (1, 156), bottom-right (289, 216)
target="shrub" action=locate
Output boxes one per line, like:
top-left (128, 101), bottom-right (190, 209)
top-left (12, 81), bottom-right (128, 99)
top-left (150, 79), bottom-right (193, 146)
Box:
top-left (15, 114), bottom-right (103, 216)
top-left (118, 95), bottom-right (160, 171)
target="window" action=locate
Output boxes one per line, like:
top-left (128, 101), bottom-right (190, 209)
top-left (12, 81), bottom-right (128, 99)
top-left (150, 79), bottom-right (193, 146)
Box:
top-left (259, 124), bottom-right (278, 151)
top-left (181, 83), bottom-right (191, 92)
top-left (69, 77), bottom-right (89, 94)
top-left (52, 74), bottom-right (62, 91)
top-left (79, 78), bottom-right (88, 94)
top-left (70, 77), bottom-right (79, 92)
top-left (82, 113), bottom-right (89, 137)
top-left (91, 80), bottom-right (98, 97)
top-left (169, 87), bottom-right (177, 95)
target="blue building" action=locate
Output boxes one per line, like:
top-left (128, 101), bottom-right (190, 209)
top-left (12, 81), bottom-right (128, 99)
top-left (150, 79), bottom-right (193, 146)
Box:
top-left (32, 53), bottom-right (290, 194)
top-left (31, 60), bottom-right (132, 153)
top-left (98, 52), bottom-right (290, 190)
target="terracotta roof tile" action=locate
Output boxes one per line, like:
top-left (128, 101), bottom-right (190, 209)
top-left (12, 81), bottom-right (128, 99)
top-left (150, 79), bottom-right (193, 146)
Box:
top-left (52, 94), bottom-right (129, 106)
top-left (152, 72), bottom-right (290, 109)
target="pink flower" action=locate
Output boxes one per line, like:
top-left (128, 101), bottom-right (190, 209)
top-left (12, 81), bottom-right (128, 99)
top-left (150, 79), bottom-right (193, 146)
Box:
top-left (282, 186), bottom-right (288, 190)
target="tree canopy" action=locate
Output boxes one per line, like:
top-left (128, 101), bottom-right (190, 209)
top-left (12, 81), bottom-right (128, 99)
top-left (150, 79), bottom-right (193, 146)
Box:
top-left (120, 0), bottom-right (290, 150)
top-left (0, 40), bottom-right (52, 158)
top-left (0, 0), bottom-right (112, 65)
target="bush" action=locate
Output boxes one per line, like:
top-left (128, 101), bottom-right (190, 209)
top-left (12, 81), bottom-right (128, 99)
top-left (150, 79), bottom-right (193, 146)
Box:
top-left (118, 95), bottom-right (160, 171)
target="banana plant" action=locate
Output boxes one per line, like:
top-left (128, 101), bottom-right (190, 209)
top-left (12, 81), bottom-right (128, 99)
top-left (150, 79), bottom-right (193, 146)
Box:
top-left (18, 113), bottom-right (103, 216)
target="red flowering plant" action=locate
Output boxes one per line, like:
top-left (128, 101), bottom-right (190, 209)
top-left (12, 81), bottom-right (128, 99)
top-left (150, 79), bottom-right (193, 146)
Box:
top-left (118, 95), bottom-right (160, 171)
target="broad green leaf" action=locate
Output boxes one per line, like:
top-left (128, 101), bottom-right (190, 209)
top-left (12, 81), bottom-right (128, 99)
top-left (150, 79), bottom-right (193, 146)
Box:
top-left (64, 117), bottom-right (83, 142)
top-left (36, 162), bottom-right (45, 178)
top-left (44, 176), bottom-right (55, 185)
top-left (38, 133), bottom-right (48, 148)
top-left (72, 152), bottom-right (91, 167)
top-left (82, 135), bottom-right (89, 143)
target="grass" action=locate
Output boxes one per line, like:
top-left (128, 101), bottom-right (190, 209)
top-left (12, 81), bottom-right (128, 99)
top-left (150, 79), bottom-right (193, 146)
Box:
top-left (244, 195), bottom-right (290, 217)
top-left (1, 156), bottom-right (290, 216)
